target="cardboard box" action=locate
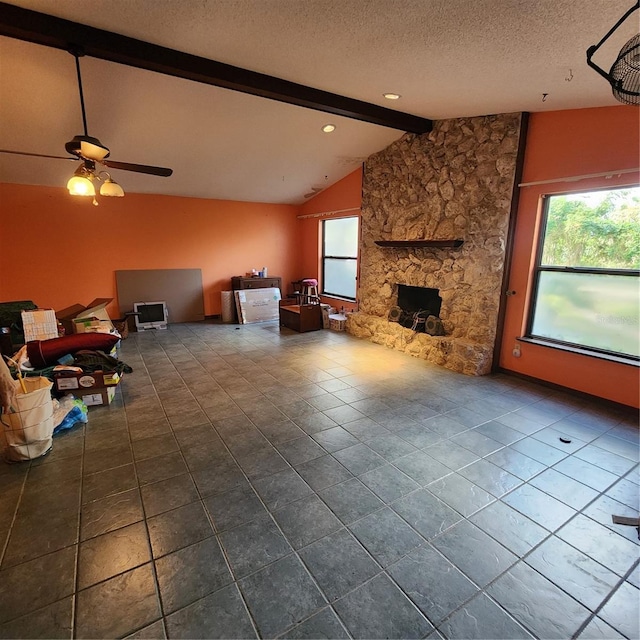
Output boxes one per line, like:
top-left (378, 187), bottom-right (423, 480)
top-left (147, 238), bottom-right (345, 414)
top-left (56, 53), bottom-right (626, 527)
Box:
top-left (53, 370), bottom-right (120, 393)
top-left (73, 318), bottom-right (114, 333)
top-left (21, 309), bottom-right (58, 342)
top-left (56, 304), bottom-right (87, 336)
top-left (73, 298), bottom-right (116, 334)
top-left (234, 288), bottom-right (281, 324)
top-left (329, 313), bottom-right (347, 331)
top-left (74, 386), bottom-right (117, 407)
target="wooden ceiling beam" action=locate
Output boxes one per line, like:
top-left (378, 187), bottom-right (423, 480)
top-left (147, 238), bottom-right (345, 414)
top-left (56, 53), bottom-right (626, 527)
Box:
top-left (0, 2), bottom-right (433, 134)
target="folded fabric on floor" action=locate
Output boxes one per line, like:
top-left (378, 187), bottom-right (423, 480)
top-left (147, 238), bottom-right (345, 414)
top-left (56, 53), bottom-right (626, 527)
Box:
top-left (19, 350), bottom-right (133, 384)
top-left (72, 350), bottom-right (133, 375)
top-left (27, 333), bottom-right (120, 368)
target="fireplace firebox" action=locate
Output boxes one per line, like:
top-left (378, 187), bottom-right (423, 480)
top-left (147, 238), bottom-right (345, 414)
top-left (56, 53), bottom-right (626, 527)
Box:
top-left (390, 284), bottom-right (444, 334)
top-left (397, 284), bottom-right (442, 317)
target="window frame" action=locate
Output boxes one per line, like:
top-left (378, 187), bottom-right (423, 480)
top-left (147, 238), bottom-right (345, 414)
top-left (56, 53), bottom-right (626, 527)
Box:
top-left (525, 188), bottom-right (640, 362)
top-left (321, 216), bottom-right (359, 301)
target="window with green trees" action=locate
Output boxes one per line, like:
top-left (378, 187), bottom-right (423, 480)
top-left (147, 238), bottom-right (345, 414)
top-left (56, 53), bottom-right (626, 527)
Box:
top-left (528, 186), bottom-right (639, 360)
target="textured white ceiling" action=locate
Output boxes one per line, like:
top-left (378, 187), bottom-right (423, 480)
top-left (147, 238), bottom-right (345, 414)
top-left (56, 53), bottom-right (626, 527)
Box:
top-left (0, 0), bottom-right (636, 204)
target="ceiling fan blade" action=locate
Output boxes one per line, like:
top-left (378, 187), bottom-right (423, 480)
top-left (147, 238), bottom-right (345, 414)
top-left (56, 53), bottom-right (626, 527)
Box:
top-left (102, 159), bottom-right (173, 177)
top-left (0, 149), bottom-right (76, 161)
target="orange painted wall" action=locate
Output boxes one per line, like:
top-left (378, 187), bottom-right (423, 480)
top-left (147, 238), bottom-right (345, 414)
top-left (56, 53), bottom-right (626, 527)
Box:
top-left (499, 106), bottom-right (640, 408)
top-left (298, 168), bottom-right (362, 310)
top-left (0, 184), bottom-right (300, 318)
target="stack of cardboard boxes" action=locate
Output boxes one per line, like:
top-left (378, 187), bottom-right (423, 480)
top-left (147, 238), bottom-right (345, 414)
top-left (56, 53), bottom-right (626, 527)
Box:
top-left (56, 299), bottom-right (117, 337)
top-left (54, 298), bottom-right (122, 406)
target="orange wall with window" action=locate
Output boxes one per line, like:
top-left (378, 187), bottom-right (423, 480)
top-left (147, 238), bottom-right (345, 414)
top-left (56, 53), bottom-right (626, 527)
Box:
top-left (298, 168), bottom-right (362, 310)
top-left (0, 183), bottom-right (300, 318)
top-left (499, 106), bottom-right (639, 408)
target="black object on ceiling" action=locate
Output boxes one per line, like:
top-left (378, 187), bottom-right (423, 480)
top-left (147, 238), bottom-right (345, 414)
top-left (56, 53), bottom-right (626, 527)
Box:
top-left (0, 2), bottom-right (433, 134)
top-left (586, 1), bottom-right (640, 105)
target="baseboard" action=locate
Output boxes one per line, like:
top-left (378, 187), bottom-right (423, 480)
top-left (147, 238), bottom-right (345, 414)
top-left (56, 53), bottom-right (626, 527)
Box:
top-left (496, 367), bottom-right (638, 413)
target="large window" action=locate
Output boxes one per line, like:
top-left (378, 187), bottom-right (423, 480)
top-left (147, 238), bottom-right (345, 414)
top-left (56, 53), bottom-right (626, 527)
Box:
top-left (527, 186), bottom-right (639, 360)
top-left (322, 217), bottom-right (358, 300)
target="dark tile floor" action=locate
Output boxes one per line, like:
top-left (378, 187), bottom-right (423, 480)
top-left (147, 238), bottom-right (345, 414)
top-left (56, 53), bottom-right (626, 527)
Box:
top-left (0, 322), bottom-right (638, 639)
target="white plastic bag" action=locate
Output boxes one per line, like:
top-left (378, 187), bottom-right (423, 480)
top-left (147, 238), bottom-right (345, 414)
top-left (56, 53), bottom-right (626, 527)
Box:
top-left (0, 377), bottom-right (54, 461)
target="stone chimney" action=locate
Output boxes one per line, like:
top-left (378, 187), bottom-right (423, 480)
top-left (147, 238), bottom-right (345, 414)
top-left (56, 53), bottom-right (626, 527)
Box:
top-left (348, 113), bottom-right (525, 375)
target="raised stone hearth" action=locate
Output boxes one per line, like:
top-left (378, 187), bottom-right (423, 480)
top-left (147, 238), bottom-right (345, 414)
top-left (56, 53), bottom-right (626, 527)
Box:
top-left (348, 113), bottom-right (525, 375)
top-left (347, 313), bottom-right (493, 375)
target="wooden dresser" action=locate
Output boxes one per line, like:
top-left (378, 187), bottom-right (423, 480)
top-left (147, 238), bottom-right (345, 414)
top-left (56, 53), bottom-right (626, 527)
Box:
top-left (231, 276), bottom-right (282, 291)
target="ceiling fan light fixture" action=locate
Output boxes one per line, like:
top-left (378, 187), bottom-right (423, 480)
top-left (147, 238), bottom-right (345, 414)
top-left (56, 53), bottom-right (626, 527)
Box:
top-left (67, 174), bottom-right (95, 196)
top-left (99, 174), bottom-right (125, 197)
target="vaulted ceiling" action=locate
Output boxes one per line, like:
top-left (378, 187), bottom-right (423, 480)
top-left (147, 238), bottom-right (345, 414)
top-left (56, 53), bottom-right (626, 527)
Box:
top-left (0, 0), bottom-right (635, 204)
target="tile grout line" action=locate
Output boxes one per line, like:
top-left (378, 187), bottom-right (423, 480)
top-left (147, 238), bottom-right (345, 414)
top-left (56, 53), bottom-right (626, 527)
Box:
top-left (572, 556), bottom-right (640, 639)
top-left (0, 461), bottom-right (30, 569)
top-left (69, 414), bottom-right (88, 640)
top-left (122, 335), bottom-right (171, 640)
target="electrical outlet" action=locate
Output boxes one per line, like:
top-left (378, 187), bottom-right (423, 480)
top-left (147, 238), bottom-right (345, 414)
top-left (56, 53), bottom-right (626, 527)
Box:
top-left (512, 343), bottom-right (521, 358)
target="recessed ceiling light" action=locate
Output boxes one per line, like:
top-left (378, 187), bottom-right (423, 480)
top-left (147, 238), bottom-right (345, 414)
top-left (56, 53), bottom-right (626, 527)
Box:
top-left (322, 124), bottom-right (336, 133)
top-left (383, 93), bottom-right (401, 100)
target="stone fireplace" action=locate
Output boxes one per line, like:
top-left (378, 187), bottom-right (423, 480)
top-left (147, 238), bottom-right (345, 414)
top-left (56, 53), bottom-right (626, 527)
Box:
top-left (347, 113), bottom-right (525, 375)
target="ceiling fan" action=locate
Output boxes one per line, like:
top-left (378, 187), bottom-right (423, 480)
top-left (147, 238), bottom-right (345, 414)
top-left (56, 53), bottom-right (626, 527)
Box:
top-left (0, 48), bottom-right (173, 203)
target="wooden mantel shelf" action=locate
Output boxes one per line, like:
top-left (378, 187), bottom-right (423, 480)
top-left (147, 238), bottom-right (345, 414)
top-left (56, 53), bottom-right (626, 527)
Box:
top-left (374, 239), bottom-right (464, 248)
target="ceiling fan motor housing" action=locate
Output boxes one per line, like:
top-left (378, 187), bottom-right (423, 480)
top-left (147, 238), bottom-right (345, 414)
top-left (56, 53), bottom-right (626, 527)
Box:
top-left (65, 135), bottom-right (110, 161)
